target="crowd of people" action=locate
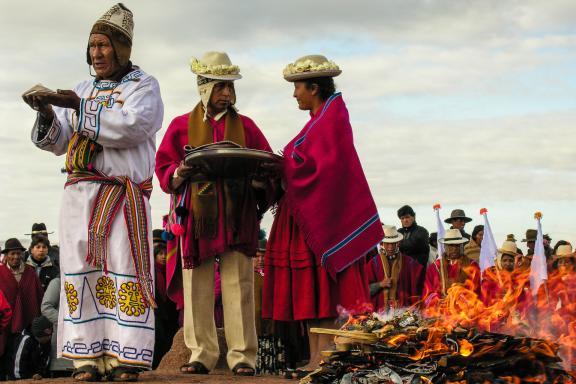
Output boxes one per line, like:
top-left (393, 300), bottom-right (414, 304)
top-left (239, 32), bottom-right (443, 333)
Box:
top-left (5, 2), bottom-right (573, 382)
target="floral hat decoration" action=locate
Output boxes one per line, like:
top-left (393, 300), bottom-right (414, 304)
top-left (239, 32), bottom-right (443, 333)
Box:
top-left (283, 54), bottom-right (342, 82)
top-left (190, 51), bottom-right (242, 81)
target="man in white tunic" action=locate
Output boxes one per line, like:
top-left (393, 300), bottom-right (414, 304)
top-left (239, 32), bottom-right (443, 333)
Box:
top-left (22, 3), bottom-right (163, 381)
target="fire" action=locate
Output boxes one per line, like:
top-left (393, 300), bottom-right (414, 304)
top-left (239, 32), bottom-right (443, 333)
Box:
top-left (458, 339), bottom-right (473, 356)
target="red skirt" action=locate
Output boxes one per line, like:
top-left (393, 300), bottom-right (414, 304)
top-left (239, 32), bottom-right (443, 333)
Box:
top-left (262, 199), bottom-right (370, 321)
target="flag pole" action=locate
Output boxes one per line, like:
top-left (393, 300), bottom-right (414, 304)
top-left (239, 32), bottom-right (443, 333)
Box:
top-left (434, 204), bottom-right (447, 296)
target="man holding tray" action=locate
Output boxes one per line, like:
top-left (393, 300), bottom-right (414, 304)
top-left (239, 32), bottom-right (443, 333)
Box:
top-left (155, 51), bottom-right (274, 376)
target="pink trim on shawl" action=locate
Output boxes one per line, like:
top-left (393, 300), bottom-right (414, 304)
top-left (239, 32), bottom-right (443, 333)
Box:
top-left (283, 93), bottom-right (383, 278)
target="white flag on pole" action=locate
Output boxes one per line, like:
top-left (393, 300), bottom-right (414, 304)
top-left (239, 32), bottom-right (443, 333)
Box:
top-left (479, 208), bottom-right (497, 273)
top-left (434, 204), bottom-right (445, 258)
top-left (530, 213), bottom-right (548, 296)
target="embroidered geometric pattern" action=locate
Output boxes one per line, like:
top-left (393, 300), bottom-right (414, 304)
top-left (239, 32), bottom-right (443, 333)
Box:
top-left (95, 276), bottom-right (117, 309)
top-left (118, 281), bottom-right (146, 317)
top-left (65, 281), bottom-right (79, 314)
top-left (61, 338), bottom-right (153, 366)
top-left (77, 98), bottom-right (102, 140)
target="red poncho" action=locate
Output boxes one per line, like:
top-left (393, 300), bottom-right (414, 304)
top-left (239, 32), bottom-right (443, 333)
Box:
top-left (366, 253), bottom-right (423, 311)
top-left (0, 264), bottom-right (43, 354)
top-left (283, 93), bottom-right (383, 278)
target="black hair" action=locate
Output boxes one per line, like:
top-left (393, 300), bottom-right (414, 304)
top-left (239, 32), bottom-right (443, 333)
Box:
top-left (397, 205), bottom-right (416, 219)
top-left (30, 235), bottom-right (50, 251)
top-left (304, 77), bottom-right (336, 101)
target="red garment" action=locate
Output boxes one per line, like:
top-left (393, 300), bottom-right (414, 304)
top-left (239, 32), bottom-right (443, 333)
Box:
top-left (365, 253), bottom-right (423, 311)
top-left (422, 258), bottom-right (481, 306)
top-left (0, 264), bottom-right (43, 355)
top-left (262, 199), bottom-right (369, 321)
top-left (537, 271), bottom-right (576, 337)
top-left (156, 112), bottom-right (271, 305)
top-left (283, 93), bottom-right (383, 278)
top-left (0, 289), bottom-right (12, 356)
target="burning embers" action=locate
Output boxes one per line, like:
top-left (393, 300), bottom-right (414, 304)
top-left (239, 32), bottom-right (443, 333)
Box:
top-left (304, 311), bottom-right (575, 383)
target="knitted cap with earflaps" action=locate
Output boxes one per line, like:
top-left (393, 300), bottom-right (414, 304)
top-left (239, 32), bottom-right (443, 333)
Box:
top-left (87, 3), bottom-right (134, 67)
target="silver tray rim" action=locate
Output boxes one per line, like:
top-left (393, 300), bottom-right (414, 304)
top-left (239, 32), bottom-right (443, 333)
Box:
top-left (184, 147), bottom-right (283, 164)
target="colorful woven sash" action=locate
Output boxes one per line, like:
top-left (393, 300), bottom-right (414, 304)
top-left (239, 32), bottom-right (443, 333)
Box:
top-left (66, 170), bottom-right (156, 308)
top-left (65, 133), bottom-right (102, 172)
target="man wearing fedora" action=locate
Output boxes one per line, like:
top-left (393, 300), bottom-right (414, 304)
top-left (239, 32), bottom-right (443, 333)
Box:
top-left (23, 3), bottom-right (163, 380)
top-left (366, 225), bottom-right (423, 312)
top-left (444, 209), bottom-right (472, 240)
top-left (480, 240), bottom-right (532, 330)
top-left (0, 239), bottom-right (43, 372)
top-left (422, 229), bottom-right (480, 306)
top-left (23, 223), bottom-right (59, 267)
top-left (156, 51), bottom-right (273, 376)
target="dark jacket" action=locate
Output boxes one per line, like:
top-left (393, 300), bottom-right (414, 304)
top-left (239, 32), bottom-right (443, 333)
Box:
top-left (398, 222), bottom-right (430, 267)
top-left (25, 257), bottom-right (59, 292)
top-left (5, 329), bottom-right (50, 380)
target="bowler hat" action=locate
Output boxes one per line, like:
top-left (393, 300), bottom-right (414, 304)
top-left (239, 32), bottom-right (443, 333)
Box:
top-left (152, 229), bottom-right (165, 244)
top-left (1, 238), bottom-right (26, 254)
top-left (444, 209), bottom-right (472, 224)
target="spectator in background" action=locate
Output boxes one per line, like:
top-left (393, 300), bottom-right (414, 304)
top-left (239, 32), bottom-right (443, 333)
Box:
top-left (0, 238), bottom-right (43, 366)
top-left (464, 225), bottom-right (484, 263)
top-left (152, 230), bottom-right (179, 369)
top-left (522, 229), bottom-right (537, 257)
top-left (41, 277), bottom-right (73, 376)
top-left (25, 236), bottom-right (59, 291)
top-left (23, 223), bottom-right (59, 267)
top-left (5, 315), bottom-right (52, 380)
top-left (397, 205), bottom-right (430, 268)
top-left (0, 290), bottom-right (12, 363)
top-left (444, 209), bottom-right (472, 240)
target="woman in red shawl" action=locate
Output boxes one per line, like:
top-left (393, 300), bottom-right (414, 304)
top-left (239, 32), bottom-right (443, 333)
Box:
top-left (262, 55), bottom-right (383, 376)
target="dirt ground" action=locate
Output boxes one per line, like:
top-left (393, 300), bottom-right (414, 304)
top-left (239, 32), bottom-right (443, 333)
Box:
top-left (5, 329), bottom-right (291, 383)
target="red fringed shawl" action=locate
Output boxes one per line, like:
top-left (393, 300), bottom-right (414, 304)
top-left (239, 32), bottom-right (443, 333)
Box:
top-left (283, 93), bottom-right (383, 278)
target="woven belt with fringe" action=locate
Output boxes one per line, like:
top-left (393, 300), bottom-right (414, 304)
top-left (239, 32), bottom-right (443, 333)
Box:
top-left (66, 170), bottom-right (156, 308)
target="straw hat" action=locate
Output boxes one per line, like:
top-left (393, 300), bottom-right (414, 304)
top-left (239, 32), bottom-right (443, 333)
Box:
top-left (381, 225), bottom-right (403, 243)
top-left (283, 55), bottom-right (342, 82)
top-left (498, 241), bottom-right (518, 257)
top-left (554, 244), bottom-right (575, 261)
top-left (190, 51), bottom-right (242, 81)
top-left (444, 209), bottom-right (472, 224)
top-left (438, 229), bottom-right (469, 245)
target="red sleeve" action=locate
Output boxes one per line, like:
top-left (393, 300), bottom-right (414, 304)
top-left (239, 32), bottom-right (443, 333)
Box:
top-left (0, 290), bottom-right (12, 330)
top-left (155, 114), bottom-right (189, 193)
top-left (240, 115), bottom-right (272, 152)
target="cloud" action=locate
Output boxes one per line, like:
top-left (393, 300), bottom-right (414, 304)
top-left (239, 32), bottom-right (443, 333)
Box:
top-left (1, 0), bottom-right (576, 245)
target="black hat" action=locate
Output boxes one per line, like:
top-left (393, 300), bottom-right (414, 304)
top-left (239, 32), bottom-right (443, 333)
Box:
top-left (522, 229), bottom-right (537, 242)
top-left (31, 315), bottom-right (53, 338)
top-left (444, 209), bottom-right (472, 224)
top-left (25, 223), bottom-right (54, 236)
top-left (1, 238), bottom-right (26, 254)
top-left (397, 205), bottom-right (416, 218)
top-left (153, 229), bottom-right (166, 244)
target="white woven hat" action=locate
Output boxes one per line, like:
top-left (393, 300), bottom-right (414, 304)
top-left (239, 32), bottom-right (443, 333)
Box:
top-left (438, 229), bottom-right (469, 245)
top-left (381, 225), bottom-right (403, 243)
top-left (283, 54), bottom-right (342, 82)
top-left (190, 51), bottom-right (242, 81)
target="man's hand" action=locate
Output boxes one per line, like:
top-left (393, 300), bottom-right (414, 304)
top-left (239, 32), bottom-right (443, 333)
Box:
top-left (22, 91), bottom-right (55, 121)
top-left (380, 278), bottom-right (392, 289)
top-left (40, 89), bottom-right (81, 112)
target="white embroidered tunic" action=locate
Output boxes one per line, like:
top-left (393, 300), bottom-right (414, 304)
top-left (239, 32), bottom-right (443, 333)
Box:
top-left (31, 68), bottom-right (163, 367)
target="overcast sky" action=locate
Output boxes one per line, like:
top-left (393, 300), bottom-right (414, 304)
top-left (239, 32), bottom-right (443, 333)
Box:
top-left (1, 0), bottom-right (575, 250)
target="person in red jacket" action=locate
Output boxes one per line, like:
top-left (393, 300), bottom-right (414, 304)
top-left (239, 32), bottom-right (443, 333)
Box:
top-left (0, 238), bottom-right (43, 364)
top-left (422, 229), bottom-right (481, 308)
top-left (366, 225), bottom-right (423, 312)
top-left (0, 289), bottom-right (13, 358)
